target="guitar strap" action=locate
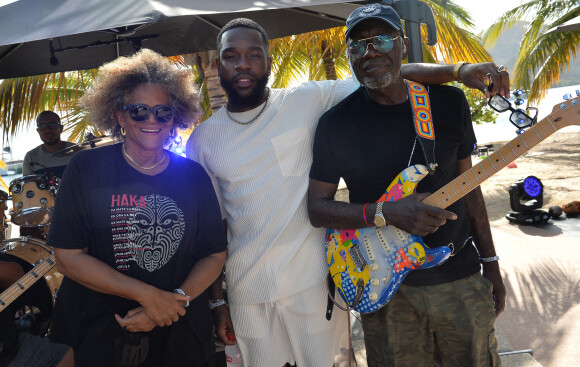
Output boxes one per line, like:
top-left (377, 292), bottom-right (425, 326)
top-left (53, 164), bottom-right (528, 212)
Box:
top-left (406, 80), bottom-right (437, 174)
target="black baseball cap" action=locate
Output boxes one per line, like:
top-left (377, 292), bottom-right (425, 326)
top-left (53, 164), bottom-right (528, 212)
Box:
top-left (345, 4), bottom-right (404, 40)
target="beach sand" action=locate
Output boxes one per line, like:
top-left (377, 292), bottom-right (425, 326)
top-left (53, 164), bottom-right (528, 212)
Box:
top-left (480, 130), bottom-right (580, 223)
top-left (481, 130), bottom-right (580, 367)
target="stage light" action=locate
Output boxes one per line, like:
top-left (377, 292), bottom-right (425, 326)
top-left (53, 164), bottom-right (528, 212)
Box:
top-left (509, 176), bottom-right (543, 212)
top-left (506, 175), bottom-right (550, 225)
top-left (166, 134), bottom-right (185, 157)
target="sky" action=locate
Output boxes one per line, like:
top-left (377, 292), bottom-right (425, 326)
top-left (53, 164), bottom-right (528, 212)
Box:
top-left (454, 0), bottom-right (523, 34)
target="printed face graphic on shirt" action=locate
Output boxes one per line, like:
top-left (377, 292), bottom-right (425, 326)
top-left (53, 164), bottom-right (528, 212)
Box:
top-left (111, 194), bottom-right (185, 272)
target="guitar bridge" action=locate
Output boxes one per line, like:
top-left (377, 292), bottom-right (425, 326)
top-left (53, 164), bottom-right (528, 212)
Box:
top-left (348, 244), bottom-right (368, 272)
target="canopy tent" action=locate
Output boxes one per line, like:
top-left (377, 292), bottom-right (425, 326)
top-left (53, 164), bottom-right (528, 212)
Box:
top-left (0, 0), bottom-right (364, 79)
top-left (545, 16), bottom-right (580, 35)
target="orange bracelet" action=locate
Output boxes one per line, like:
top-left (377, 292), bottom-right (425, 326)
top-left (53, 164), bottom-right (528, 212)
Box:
top-left (363, 203), bottom-right (372, 227)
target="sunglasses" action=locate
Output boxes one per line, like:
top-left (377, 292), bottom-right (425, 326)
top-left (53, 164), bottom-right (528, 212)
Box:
top-left (348, 34), bottom-right (400, 58)
top-left (488, 94), bottom-right (538, 129)
top-left (37, 121), bottom-right (61, 131)
top-left (121, 104), bottom-right (175, 124)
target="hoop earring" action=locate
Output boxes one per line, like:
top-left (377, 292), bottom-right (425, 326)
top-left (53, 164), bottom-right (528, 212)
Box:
top-left (120, 127), bottom-right (126, 137)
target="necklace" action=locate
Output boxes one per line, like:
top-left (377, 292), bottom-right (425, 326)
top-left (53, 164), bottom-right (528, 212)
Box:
top-left (122, 144), bottom-right (166, 170)
top-left (226, 88), bottom-right (270, 125)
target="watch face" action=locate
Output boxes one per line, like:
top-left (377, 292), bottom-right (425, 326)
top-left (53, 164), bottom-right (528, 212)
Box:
top-left (374, 215), bottom-right (386, 227)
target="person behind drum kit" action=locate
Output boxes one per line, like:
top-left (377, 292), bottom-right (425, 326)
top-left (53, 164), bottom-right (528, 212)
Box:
top-left (18, 111), bottom-right (73, 239)
top-left (46, 49), bottom-right (227, 367)
top-left (22, 111), bottom-right (75, 179)
top-left (0, 255), bottom-right (73, 367)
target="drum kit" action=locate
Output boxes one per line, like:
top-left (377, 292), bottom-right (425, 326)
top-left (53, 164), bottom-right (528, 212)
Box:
top-left (0, 135), bottom-right (114, 335)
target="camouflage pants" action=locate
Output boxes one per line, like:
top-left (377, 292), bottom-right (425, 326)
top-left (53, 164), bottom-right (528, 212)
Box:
top-left (361, 272), bottom-right (500, 367)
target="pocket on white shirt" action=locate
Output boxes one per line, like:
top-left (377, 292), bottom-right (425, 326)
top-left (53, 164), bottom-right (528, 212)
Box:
top-left (270, 127), bottom-right (310, 177)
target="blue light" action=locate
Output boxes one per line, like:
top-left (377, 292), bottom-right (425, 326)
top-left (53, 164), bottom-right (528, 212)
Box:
top-left (523, 176), bottom-right (542, 198)
top-left (514, 99), bottom-right (524, 106)
top-left (514, 89), bottom-right (524, 96)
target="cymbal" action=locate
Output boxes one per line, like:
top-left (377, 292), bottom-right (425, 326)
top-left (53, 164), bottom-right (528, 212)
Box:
top-left (51, 136), bottom-right (116, 157)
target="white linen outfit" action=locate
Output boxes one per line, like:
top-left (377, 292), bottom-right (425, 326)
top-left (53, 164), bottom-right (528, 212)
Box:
top-left (187, 79), bottom-right (356, 366)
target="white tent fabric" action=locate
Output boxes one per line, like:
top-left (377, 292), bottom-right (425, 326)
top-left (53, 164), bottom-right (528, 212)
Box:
top-left (0, 0), bottom-right (361, 78)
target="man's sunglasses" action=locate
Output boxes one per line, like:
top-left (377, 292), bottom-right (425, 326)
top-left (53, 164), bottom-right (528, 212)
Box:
top-left (348, 34), bottom-right (400, 58)
top-left (121, 104), bottom-right (176, 123)
top-left (488, 94), bottom-right (538, 129)
top-left (37, 121), bottom-right (61, 131)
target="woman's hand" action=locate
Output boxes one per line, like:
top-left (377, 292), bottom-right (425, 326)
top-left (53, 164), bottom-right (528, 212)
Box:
top-left (115, 307), bottom-right (156, 333)
top-left (138, 288), bottom-right (189, 327)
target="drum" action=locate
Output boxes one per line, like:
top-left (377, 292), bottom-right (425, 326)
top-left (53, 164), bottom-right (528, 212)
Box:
top-left (0, 190), bottom-right (7, 241)
top-left (0, 237), bottom-right (63, 306)
top-left (9, 174), bottom-right (59, 227)
top-left (0, 237), bottom-right (63, 335)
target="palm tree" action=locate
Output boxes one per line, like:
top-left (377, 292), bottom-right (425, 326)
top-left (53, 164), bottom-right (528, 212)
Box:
top-left (0, 71), bottom-right (98, 143)
top-left (482, 0), bottom-right (580, 102)
top-left (0, 0), bottom-right (495, 135)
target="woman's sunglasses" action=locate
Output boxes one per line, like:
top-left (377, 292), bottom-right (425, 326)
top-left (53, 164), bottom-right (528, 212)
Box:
top-left (347, 34), bottom-right (400, 58)
top-left (121, 104), bottom-right (175, 123)
top-left (488, 94), bottom-right (538, 129)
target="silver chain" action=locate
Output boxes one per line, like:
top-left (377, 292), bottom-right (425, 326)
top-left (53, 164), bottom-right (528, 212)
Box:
top-left (226, 88), bottom-right (270, 125)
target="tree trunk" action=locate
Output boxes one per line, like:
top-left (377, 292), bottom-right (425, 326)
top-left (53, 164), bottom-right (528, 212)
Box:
top-left (321, 40), bottom-right (337, 81)
top-left (192, 51), bottom-right (226, 114)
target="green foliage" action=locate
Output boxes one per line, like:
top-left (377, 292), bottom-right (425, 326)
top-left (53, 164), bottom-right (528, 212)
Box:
top-left (457, 84), bottom-right (497, 125)
top-left (483, 0), bottom-right (580, 103)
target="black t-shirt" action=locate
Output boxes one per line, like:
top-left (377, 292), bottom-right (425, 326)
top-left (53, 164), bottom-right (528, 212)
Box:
top-left (47, 144), bottom-right (227, 366)
top-left (310, 84), bottom-right (481, 286)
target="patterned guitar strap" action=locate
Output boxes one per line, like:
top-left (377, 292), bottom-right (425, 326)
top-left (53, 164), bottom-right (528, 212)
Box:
top-left (406, 80), bottom-right (437, 174)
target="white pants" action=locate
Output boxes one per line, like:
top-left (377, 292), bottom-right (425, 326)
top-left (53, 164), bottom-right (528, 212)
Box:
top-left (229, 282), bottom-right (349, 367)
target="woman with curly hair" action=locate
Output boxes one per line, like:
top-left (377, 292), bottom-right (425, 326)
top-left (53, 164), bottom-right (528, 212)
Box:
top-left (47, 49), bottom-right (227, 367)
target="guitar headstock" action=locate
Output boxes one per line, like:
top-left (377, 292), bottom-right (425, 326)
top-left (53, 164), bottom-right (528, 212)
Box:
top-left (549, 92), bottom-right (580, 128)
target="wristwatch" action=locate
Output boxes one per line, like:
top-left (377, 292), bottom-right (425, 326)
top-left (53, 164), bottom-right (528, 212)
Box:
top-left (374, 201), bottom-right (386, 228)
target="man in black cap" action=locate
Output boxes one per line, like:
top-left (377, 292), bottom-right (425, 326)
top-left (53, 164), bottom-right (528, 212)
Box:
top-left (308, 4), bottom-right (505, 366)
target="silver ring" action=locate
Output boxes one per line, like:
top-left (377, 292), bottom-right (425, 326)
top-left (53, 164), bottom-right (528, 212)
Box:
top-left (497, 65), bottom-right (506, 73)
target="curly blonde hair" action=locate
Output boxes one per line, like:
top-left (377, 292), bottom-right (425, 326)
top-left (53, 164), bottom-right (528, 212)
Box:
top-left (80, 49), bottom-right (200, 138)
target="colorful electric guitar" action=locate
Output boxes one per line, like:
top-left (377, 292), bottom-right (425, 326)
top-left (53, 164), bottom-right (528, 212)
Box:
top-left (0, 254), bottom-right (56, 312)
top-left (326, 95), bottom-right (580, 313)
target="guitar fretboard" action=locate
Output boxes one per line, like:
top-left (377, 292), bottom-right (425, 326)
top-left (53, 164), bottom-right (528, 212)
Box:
top-left (0, 254), bottom-right (56, 312)
top-left (422, 113), bottom-right (561, 209)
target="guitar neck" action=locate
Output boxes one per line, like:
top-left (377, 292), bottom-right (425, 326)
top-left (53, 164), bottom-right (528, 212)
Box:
top-left (0, 254), bottom-right (56, 312)
top-left (422, 114), bottom-right (561, 209)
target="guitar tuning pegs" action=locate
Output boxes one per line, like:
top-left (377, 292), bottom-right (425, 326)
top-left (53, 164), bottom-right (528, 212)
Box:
top-left (563, 93), bottom-right (572, 100)
top-left (576, 90), bottom-right (580, 97)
